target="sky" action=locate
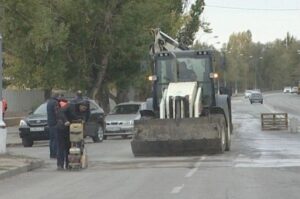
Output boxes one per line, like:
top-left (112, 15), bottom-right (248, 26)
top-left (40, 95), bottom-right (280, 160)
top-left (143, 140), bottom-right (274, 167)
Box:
top-left (194, 0), bottom-right (300, 48)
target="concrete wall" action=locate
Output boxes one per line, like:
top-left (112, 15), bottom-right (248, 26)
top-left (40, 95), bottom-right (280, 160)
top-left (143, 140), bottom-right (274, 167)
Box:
top-left (2, 88), bottom-right (137, 113)
top-left (3, 89), bottom-right (45, 113)
top-left (3, 89), bottom-right (78, 113)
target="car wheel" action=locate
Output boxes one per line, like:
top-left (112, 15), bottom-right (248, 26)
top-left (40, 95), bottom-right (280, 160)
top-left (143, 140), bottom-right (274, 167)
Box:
top-left (122, 135), bottom-right (128, 139)
top-left (22, 137), bottom-right (33, 147)
top-left (261, 100), bottom-right (263, 104)
top-left (92, 126), bottom-right (104, 143)
top-left (250, 100), bottom-right (253, 104)
top-left (103, 135), bottom-right (107, 140)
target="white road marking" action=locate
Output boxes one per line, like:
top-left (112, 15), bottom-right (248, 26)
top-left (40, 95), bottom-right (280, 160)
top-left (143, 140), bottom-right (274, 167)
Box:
top-left (170, 184), bottom-right (185, 194)
top-left (263, 104), bottom-right (276, 113)
top-left (234, 158), bottom-right (300, 168)
top-left (185, 156), bottom-right (206, 178)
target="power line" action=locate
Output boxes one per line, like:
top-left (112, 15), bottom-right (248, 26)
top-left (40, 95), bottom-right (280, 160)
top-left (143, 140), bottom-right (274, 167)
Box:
top-left (205, 4), bottom-right (300, 11)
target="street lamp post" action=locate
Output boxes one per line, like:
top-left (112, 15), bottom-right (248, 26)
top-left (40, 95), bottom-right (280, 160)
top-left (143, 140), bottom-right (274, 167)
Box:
top-left (0, 34), bottom-right (7, 154)
top-left (257, 56), bottom-right (263, 89)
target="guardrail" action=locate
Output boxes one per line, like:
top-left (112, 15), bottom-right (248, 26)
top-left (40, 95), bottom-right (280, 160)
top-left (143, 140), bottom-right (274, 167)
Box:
top-left (261, 113), bottom-right (288, 130)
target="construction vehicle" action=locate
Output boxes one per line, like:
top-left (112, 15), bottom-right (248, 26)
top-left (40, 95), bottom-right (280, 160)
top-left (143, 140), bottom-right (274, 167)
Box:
top-left (131, 29), bottom-right (233, 156)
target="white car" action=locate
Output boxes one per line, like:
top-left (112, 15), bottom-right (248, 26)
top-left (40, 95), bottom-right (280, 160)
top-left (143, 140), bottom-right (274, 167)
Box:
top-left (291, 86), bottom-right (298, 94)
top-left (104, 101), bottom-right (145, 139)
top-left (283, 87), bottom-right (292, 93)
top-left (244, 90), bottom-right (253, 98)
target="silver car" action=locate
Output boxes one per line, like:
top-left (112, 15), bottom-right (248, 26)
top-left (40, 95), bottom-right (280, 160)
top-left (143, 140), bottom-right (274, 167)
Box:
top-left (104, 101), bottom-right (145, 139)
top-left (249, 92), bottom-right (263, 104)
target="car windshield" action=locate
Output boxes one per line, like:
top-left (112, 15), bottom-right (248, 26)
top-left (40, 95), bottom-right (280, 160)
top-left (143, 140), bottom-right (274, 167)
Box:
top-left (33, 103), bottom-right (47, 115)
top-left (110, 104), bottom-right (140, 115)
top-left (251, 93), bottom-right (262, 97)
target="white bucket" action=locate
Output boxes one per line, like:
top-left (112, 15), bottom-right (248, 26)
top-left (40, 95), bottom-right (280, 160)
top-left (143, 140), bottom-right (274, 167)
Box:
top-left (0, 121), bottom-right (7, 154)
top-left (0, 101), bottom-right (6, 154)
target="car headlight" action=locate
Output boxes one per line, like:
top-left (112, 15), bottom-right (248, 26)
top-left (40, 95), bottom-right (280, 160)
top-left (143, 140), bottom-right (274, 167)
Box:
top-left (19, 120), bottom-right (28, 127)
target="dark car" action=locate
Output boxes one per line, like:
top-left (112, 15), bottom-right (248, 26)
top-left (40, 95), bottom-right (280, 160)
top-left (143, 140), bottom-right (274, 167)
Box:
top-left (249, 92), bottom-right (263, 104)
top-left (19, 99), bottom-right (105, 147)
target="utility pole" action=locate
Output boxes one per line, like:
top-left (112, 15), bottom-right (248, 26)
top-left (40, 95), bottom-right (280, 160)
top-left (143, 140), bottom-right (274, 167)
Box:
top-left (0, 34), bottom-right (7, 154)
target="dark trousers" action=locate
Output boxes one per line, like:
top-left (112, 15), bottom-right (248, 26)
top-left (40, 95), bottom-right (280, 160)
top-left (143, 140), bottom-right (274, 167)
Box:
top-left (57, 128), bottom-right (70, 168)
top-left (49, 126), bottom-right (58, 158)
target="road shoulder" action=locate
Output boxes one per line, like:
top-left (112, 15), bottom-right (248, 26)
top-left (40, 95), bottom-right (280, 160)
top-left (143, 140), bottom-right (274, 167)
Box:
top-left (0, 154), bottom-right (44, 180)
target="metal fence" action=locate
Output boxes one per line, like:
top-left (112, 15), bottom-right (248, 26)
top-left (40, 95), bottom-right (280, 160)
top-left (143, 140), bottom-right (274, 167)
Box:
top-left (261, 113), bottom-right (288, 130)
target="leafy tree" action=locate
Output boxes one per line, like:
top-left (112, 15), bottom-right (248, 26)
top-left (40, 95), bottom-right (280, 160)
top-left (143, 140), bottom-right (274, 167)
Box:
top-left (1, 0), bottom-right (207, 111)
top-left (177, 0), bottom-right (210, 47)
top-left (221, 31), bottom-right (300, 92)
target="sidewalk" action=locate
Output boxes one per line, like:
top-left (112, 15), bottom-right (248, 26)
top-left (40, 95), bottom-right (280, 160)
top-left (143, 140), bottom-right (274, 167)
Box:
top-left (0, 154), bottom-right (44, 180)
top-left (0, 126), bottom-right (44, 180)
top-left (6, 126), bottom-right (21, 147)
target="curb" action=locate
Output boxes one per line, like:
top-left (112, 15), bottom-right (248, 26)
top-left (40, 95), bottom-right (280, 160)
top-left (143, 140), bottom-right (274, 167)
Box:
top-left (5, 117), bottom-right (22, 127)
top-left (0, 159), bottom-right (44, 180)
top-left (6, 143), bottom-right (22, 147)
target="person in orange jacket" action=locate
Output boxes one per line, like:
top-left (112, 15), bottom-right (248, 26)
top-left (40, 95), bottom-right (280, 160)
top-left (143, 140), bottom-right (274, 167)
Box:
top-left (2, 98), bottom-right (7, 119)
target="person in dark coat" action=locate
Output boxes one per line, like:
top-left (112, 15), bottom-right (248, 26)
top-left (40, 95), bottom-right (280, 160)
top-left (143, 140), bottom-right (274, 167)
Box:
top-left (72, 90), bottom-right (90, 122)
top-left (47, 92), bottom-right (59, 159)
top-left (56, 100), bottom-right (71, 170)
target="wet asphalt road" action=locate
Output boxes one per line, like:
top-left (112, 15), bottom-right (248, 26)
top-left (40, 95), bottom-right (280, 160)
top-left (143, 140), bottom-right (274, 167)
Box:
top-left (1, 93), bottom-right (300, 199)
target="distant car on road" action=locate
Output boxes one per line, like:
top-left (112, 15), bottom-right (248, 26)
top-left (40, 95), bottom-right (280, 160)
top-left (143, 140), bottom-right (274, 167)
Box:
top-left (244, 90), bottom-right (253, 98)
top-left (283, 86), bottom-right (292, 93)
top-left (249, 92), bottom-right (263, 104)
top-left (104, 101), bottom-right (145, 139)
top-left (19, 99), bottom-right (105, 147)
top-left (291, 86), bottom-right (298, 94)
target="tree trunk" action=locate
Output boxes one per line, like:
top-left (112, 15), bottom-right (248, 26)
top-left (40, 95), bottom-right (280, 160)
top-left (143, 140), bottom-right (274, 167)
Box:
top-left (90, 9), bottom-right (113, 101)
top-left (90, 52), bottom-right (110, 100)
top-left (98, 83), bottom-right (110, 113)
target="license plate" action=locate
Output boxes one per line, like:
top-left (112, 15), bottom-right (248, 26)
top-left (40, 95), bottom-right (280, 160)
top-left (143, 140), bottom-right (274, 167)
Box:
top-left (107, 127), bottom-right (120, 132)
top-left (30, 127), bottom-right (44, 132)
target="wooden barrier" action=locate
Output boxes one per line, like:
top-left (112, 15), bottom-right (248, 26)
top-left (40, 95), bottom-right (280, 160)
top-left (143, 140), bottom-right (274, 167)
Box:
top-left (261, 113), bottom-right (288, 130)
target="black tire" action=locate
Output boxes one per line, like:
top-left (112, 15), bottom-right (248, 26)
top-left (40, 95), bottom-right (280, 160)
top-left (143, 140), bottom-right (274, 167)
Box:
top-left (261, 100), bottom-right (263, 104)
top-left (250, 100), bottom-right (253, 104)
top-left (92, 126), bottom-right (104, 143)
top-left (103, 135), bottom-right (107, 140)
top-left (22, 137), bottom-right (33, 147)
top-left (122, 135), bottom-right (128, 139)
top-left (92, 136), bottom-right (100, 143)
top-left (225, 125), bottom-right (231, 151)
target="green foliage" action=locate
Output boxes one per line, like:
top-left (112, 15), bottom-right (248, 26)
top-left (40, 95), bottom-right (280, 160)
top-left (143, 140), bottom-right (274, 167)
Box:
top-left (0, 0), bottom-right (205, 109)
top-left (220, 31), bottom-right (300, 92)
top-left (177, 0), bottom-right (210, 46)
